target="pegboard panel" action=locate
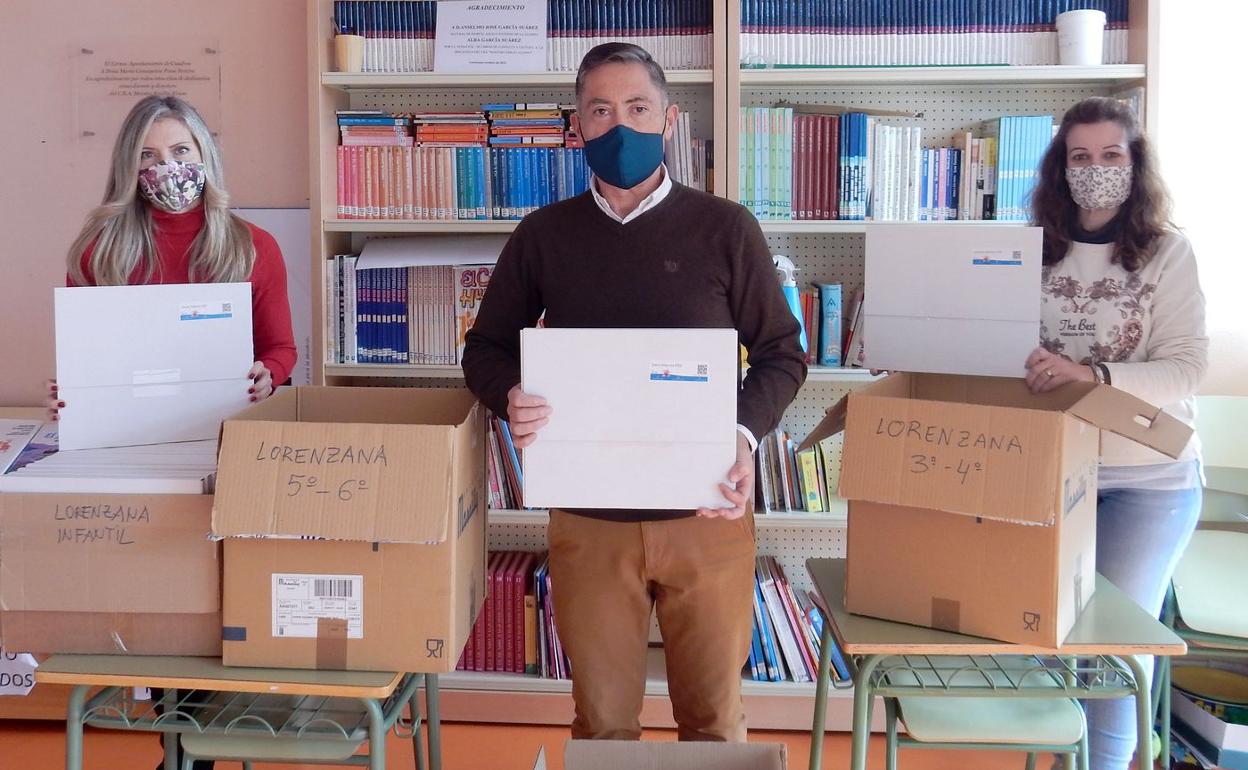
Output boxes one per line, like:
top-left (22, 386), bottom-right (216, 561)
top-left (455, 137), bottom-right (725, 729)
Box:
top-left (758, 522), bottom-right (846, 598)
top-left (765, 232), bottom-right (865, 290)
top-left (352, 84), bottom-right (715, 142)
top-left (740, 83), bottom-right (1116, 146)
top-left (488, 520), bottom-right (550, 552)
top-left (779, 378), bottom-right (865, 440)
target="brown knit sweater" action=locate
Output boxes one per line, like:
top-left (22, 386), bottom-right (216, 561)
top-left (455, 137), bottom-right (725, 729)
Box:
top-left (462, 182), bottom-right (807, 516)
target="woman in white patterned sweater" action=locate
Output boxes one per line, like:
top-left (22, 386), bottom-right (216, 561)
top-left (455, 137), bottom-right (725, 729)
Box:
top-left (1024, 97), bottom-right (1207, 770)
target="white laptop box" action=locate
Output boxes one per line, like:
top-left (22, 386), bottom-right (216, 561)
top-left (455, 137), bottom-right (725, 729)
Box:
top-left (55, 283), bottom-right (254, 450)
top-left (520, 328), bottom-right (739, 510)
top-left (864, 224), bottom-right (1042, 378)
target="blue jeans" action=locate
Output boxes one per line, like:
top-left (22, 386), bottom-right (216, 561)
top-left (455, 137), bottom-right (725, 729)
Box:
top-left (1086, 486), bottom-right (1202, 770)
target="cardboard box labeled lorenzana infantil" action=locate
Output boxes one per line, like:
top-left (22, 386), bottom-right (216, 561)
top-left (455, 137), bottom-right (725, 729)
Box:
top-left (0, 408), bottom-right (221, 656)
top-left (800, 374), bottom-right (1193, 646)
top-left (212, 387), bottom-right (487, 672)
top-left (533, 740), bottom-right (788, 770)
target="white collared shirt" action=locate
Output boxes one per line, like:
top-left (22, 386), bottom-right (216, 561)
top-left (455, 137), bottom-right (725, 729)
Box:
top-left (588, 164), bottom-right (759, 455)
top-left (589, 164), bottom-right (673, 224)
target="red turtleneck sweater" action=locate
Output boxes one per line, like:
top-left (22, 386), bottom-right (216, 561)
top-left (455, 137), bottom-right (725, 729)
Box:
top-left (71, 206), bottom-right (297, 385)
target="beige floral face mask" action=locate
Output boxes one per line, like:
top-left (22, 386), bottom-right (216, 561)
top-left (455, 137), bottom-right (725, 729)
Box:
top-left (138, 160), bottom-right (206, 213)
top-left (1065, 164), bottom-right (1132, 211)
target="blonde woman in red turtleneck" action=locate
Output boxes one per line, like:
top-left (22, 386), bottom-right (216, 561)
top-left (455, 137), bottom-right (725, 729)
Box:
top-left (49, 95), bottom-right (295, 418)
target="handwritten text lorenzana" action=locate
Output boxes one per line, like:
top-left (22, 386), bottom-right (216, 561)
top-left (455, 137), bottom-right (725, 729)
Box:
top-left (253, 442), bottom-right (389, 466)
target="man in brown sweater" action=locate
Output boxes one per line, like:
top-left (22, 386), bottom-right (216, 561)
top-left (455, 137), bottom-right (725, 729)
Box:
top-left (462, 42), bottom-right (806, 742)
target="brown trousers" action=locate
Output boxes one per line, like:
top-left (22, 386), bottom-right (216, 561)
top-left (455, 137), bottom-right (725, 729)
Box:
top-left (546, 509), bottom-right (757, 741)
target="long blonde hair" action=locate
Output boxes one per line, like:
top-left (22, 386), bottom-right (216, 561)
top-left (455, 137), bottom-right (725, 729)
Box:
top-left (67, 95), bottom-right (256, 285)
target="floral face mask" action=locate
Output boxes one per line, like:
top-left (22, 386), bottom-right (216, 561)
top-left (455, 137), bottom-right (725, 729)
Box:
top-left (137, 160), bottom-right (206, 213)
top-left (1065, 164), bottom-right (1133, 211)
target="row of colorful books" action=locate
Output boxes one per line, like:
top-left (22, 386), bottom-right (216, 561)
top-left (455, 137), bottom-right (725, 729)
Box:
top-left (757, 427), bottom-right (845, 516)
top-left (487, 416), bottom-right (526, 511)
top-left (740, 108), bottom-right (1052, 222)
top-left (451, 549), bottom-right (849, 684)
top-left (738, 0), bottom-right (1129, 67)
top-left (456, 550), bottom-right (572, 679)
top-left (334, 145), bottom-right (592, 220)
top-left (331, 0), bottom-right (712, 73)
top-left (325, 258), bottom-right (491, 365)
top-left (750, 556), bottom-right (850, 682)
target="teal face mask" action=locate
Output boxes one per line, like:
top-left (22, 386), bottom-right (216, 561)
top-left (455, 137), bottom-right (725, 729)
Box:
top-left (584, 124), bottom-right (666, 190)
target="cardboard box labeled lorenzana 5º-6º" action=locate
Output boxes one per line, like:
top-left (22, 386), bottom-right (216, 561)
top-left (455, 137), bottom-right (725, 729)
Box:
top-left (801, 374), bottom-right (1193, 646)
top-left (212, 387), bottom-right (487, 672)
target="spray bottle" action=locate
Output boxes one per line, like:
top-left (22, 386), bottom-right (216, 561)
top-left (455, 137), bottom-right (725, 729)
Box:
top-left (773, 254), bottom-right (808, 353)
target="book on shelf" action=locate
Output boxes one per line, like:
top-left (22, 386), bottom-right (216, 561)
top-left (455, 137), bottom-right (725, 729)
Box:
top-left (756, 430), bottom-right (844, 515)
top-left (458, 550), bottom-right (569, 679)
top-left (331, 0), bottom-right (712, 74)
top-left (327, 255), bottom-right (495, 366)
top-left (739, 109), bottom-right (1049, 222)
top-left (738, 0), bottom-right (1129, 68)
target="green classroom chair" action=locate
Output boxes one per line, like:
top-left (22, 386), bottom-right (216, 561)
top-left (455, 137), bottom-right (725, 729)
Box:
top-left (1157, 529), bottom-right (1248, 767)
top-left (880, 655), bottom-right (1089, 770)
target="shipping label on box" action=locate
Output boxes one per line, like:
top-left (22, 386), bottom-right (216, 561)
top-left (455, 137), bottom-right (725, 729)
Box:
top-left (272, 574), bottom-right (364, 640)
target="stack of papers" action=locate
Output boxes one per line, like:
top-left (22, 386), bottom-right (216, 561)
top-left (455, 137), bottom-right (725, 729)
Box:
top-left (0, 433), bottom-right (217, 494)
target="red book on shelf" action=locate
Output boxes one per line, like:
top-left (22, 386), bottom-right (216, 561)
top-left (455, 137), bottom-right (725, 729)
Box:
top-left (510, 551), bottom-right (536, 674)
top-left (480, 551), bottom-right (499, 672)
top-left (826, 116), bottom-right (840, 221)
top-left (494, 550), bottom-right (517, 672)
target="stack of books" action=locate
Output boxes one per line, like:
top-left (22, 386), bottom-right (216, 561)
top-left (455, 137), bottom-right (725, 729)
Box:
top-left (412, 111), bottom-right (488, 146)
top-left (485, 103), bottom-right (569, 148)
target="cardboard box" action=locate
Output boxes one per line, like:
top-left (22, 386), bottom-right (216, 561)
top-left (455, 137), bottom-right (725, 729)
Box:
top-left (533, 741), bottom-right (788, 770)
top-left (863, 224), bottom-right (1042, 378)
top-left (520, 328), bottom-right (739, 510)
top-left (0, 491), bottom-right (220, 655)
top-left (213, 387), bottom-right (487, 672)
top-left (1172, 687), bottom-right (1248, 770)
top-left (801, 373), bottom-right (1192, 646)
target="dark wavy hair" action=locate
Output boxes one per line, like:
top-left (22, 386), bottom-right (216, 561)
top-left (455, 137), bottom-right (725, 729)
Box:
top-left (1031, 97), bottom-right (1172, 271)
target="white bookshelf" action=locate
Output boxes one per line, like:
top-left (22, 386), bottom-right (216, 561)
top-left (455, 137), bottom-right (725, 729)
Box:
top-left (307, 0), bottom-right (1159, 731)
top-left (435, 646), bottom-right (876, 731)
top-left (324, 219), bottom-right (519, 233)
top-left (323, 362), bottom-right (874, 382)
top-left (323, 69), bottom-right (714, 90)
top-left (739, 63), bottom-right (1147, 87)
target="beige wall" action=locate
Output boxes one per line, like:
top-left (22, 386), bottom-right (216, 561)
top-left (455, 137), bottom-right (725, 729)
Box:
top-left (0, 0), bottom-right (308, 405)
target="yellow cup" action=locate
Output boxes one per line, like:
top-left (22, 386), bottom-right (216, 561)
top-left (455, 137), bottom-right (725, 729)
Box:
top-left (334, 34), bottom-right (365, 73)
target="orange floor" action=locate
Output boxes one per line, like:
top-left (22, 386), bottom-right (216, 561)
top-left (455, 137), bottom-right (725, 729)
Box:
top-left (0, 720), bottom-right (1018, 770)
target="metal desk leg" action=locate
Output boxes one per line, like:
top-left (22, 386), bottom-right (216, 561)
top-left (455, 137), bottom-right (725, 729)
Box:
top-left (1122, 655), bottom-right (1153, 770)
top-left (425, 674), bottom-right (442, 770)
top-left (808, 620), bottom-right (836, 770)
top-left (364, 697), bottom-right (387, 770)
top-left (410, 676), bottom-right (427, 770)
top-left (163, 689), bottom-right (178, 770)
top-left (850, 655), bottom-right (883, 770)
top-left (64, 685), bottom-right (90, 770)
